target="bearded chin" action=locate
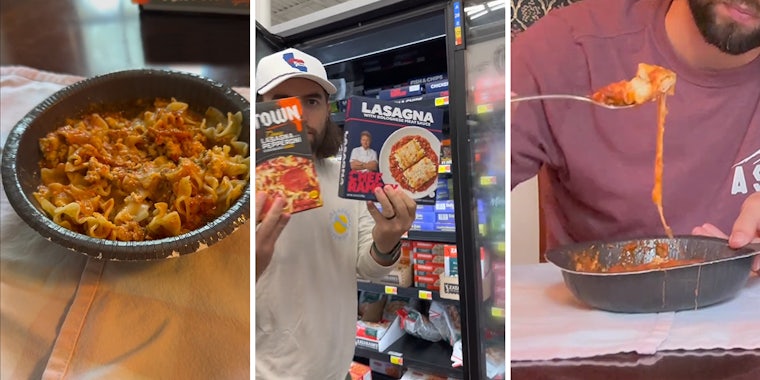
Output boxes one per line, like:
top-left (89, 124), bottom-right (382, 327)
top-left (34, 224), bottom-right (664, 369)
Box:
top-left (690, 0), bottom-right (760, 55)
top-left (308, 129), bottom-right (323, 152)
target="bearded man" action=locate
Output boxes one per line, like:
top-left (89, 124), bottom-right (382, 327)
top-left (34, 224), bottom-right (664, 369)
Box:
top-left (511, 0), bottom-right (760, 271)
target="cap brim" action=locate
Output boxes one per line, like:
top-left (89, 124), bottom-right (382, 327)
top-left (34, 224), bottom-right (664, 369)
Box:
top-left (257, 73), bottom-right (338, 95)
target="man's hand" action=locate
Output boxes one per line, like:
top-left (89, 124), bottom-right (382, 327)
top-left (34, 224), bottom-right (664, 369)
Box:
top-left (256, 191), bottom-right (290, 281)
top-left (692, 192), bottom-right (760, 274)
top-left (366, 185), bottom-right (416, 254)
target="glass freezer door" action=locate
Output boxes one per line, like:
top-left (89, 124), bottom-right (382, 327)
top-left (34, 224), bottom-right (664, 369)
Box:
top-left (448, 0), bottom-right (506, 378)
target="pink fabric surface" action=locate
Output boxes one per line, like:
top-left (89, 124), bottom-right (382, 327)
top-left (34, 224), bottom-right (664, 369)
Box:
top-left (1, 66), bottom-right (251, 380)
top-left (511, 264), bottom-right (760, 362)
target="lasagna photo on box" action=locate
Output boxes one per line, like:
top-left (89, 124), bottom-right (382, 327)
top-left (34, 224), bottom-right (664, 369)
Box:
top-left (255, 97), bottom-right (323, 214)
top-left (338, 96), bottom-right (443, 204)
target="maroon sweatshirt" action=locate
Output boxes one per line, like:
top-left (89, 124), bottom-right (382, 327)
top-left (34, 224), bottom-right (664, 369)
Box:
top-left (511, 0), bottom-right (760, 250)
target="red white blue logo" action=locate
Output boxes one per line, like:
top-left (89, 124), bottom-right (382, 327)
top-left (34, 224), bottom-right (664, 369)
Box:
top-left (283, 52), bottom-right (307, 72)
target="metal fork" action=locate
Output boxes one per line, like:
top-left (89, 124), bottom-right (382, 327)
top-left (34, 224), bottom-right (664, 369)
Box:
top-left (511, 94), bottom-right (637, 109)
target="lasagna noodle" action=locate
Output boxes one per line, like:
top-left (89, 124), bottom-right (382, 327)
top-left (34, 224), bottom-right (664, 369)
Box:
top-left (402, 157), bottom-right (437, 190)
top-left (591, 63), bottom-right (676, 106)
top-left (33, 98), bottom-right (249, 241)
top-left (394, 139), bottom-right (425, 170)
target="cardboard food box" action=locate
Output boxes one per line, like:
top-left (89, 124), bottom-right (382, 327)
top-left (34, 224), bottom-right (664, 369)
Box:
top-left (440, 271), bottom-right (493, 301)
top-left (255, 97), bottom-right (322, 214)
top-left (338, 96), bottom-right (444, 205)
top-left (400, 369), bottom-right (451, 380)
top-left (444, 245), bottom-right (458, 277)
top-left (356, 296), bottom-right (408, 352)
top-left (378, 263), bottom-right (413, 287)
top-left (379, 84), bottom-right (424, 100)
top-left (349, 361), bottom-right (373, 380)
top-left (370, 359), bottom-right (404, 379)
top-left (375, 241), bottom-right (412, 287)
top-left (423, 79), bottom-right (449, 93)
top-left (408, 74), bottom-right (447, 86)
top-left (412, 241), bottom-right (447, 255)
top-left (355, 313), bottom-right (405, 352)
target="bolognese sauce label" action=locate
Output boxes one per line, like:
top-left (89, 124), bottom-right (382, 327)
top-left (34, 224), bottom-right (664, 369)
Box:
top-left (338, 96), bottom-right (443, 204)
top-left (255, 97), bottom-right (322, 214)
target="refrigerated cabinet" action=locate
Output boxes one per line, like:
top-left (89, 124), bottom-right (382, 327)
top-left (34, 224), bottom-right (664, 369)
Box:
top-left (256, 1), bottom-right (506, 378)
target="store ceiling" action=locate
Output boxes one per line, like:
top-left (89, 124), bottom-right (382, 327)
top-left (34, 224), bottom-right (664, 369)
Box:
top-left (269, 0), bottom-right (351, 25)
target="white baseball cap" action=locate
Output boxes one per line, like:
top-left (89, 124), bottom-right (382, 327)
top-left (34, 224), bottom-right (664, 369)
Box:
top-left (256, 48), bottom-right (337, 95)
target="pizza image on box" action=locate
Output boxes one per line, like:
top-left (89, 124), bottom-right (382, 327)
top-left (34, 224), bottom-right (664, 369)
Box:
top-left (255, 97), bottom-right (322, 214)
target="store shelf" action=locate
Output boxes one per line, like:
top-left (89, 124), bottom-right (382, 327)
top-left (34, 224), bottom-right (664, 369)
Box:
top-left (404, 230), bottom-right (456, 243)
top-left (354, 335), bottom-right (464, 379)
top-left (357, 280), bottom-right (459, 305)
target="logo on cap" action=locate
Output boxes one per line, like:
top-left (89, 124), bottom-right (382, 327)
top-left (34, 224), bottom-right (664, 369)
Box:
top-left (283, 52), bottom-right (308, 72)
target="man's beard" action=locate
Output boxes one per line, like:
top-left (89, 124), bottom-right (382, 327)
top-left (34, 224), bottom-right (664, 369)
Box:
top-left (308, 115), bottom-right (342, 158)
top-left (689, 0), bottom-right (760, 55)
top-left (308, 125), bottom-right (325, 152)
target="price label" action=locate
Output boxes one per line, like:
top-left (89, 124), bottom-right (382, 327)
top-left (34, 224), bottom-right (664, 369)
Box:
top-left (438, 164), bottom-right (451, 174)
top-left (477, 103), bottom-right (493, 114)
top-left (492, 307), bottom-right (505, 318)
top-left (389, 354), bottom-right (404, 365)
top-left (435, 96), bottom-right (449, 107)
top-left (480, 176), bottom-right (497, 186)
top-left (385, 286), bottom-right (398, 295)
top-left (418, 290), bottom-right (433, 300)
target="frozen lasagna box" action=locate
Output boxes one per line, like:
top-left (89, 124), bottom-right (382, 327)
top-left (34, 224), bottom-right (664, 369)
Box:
top-left (338, 96), bottom-right (444, 205)
top-left (255, 97), bottom-right (323, 214)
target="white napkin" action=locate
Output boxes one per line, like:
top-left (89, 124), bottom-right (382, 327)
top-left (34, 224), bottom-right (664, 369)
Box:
top-left (662, 274), bottom-right (760, 351)
top-left (511, 264), bottom-right (760, 362)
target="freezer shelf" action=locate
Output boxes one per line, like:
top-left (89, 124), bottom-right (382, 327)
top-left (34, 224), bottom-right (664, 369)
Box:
top-left (357, 280), bottom-right (459, 305)
top-left (404, 230), bottom-right (457, 244)
top-left (354, 334), bottom-right (464, 379)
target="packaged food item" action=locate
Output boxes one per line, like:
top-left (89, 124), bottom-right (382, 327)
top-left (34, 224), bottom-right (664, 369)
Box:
top-left (396, 305), bottom-right (442, 342)
top-left (450, 339), bottom-right (462, 367)
top-left (255, 97), bottom-right (322, 214)
top-left (428, 301), bottom-right (450, 345)
top-left (399, 369), bottom-right (449, 380)
top-left (485, 344), bottom-right (506, 379)
top-left (356, 295), bottom-right (408, 351)
top-left (349, 361), bottom-right (372, 380)
top-left (358, 291), bottom-right (386, 322)
top-left (369, 359), bottom-right (404, 379)
top-left (338, 96), bottom-right (444, 205)
top-left (428, 301), bottom-right (462, 348)
top-left (383, 295), bottom-right (409, 322)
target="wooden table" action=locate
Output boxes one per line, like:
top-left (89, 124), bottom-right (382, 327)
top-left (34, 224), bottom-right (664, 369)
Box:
top-left (0, 0), bottom-right (249, 88)
top-left (512, 350), bottom-right (760, 380)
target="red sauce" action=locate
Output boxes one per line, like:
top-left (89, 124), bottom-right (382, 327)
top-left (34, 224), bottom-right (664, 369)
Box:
top-left (605, 258), bottom-right (703, 273)
top-left (389, 135), bottom-right (438, 192)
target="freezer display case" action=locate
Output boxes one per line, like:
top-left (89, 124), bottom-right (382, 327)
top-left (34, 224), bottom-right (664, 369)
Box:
top-left (255, 1), bottom-right (505, 378)
top-left (447, 1), bottom-right (506, 379)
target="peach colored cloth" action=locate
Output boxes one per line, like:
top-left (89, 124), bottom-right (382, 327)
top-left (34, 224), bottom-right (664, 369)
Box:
top-left (1, 66), bottom-right (250, 380)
